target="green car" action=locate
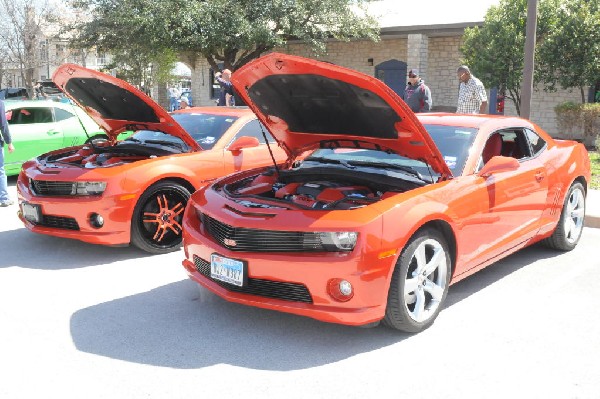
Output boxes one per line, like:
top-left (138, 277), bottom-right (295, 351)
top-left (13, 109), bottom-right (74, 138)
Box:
top-left (4, 100), bottom-right (129, 176)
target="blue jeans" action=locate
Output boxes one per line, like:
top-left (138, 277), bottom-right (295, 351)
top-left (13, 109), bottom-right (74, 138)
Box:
top-left (169, 97), bottom-right (179, 112)
top-left (0, 146), bottom-right (9, 202)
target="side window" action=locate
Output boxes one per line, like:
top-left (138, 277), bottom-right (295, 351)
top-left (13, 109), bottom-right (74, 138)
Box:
top-left (235, 119), bottom-right (274, 144)
top-left (525, 128), bottom-right (547, 156)
top-left (8, 108), bottom-right (36, 125)
top-left (54, 108), bottom-right (75, 122)
top-left (497, 129), bottom-right (532, 160)
top-left (478, 128), bottom-right (533, 171)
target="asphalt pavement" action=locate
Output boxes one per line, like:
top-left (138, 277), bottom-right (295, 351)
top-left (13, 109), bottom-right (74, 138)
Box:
top-left (1, 177), bottom-right (600, 398)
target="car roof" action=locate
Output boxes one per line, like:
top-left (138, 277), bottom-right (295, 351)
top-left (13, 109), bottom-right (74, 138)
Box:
top-left (172, 106), bottom-right (255, 118)
top-left (417, 113), bottom-right (534, 131)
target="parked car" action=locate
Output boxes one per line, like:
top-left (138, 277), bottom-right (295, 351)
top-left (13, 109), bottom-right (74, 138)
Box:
top-left (17, 64), bottom-right (286, 254)
top-left (181, 53), bottom-right (591, 333)
top-left (0, 87), bottom-right (29, 100)
top-left (3, 100), bottom-right (114, 176)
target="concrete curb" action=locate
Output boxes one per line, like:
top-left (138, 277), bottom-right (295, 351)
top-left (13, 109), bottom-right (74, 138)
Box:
top-left (585, 189), bottom-right (600, 228)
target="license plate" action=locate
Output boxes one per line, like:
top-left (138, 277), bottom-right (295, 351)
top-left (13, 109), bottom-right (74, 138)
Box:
top-left (210, 254), bottom-right (246, 287)
top-left (21, 202), bottom-right (41, 223)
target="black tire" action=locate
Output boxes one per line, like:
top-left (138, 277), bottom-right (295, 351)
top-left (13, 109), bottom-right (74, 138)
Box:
top-left (131, 181), bottom-right (191, 254)
top-left (542, 182), bottom-right (586, 251)
top-left (383, 228), bottom-right (451, 333)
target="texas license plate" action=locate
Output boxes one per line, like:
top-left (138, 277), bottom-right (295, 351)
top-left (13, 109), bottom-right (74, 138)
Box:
top-left (21, 202), bottom-right (41, 223)
top-left (210, 254), bottom-right (246, 287)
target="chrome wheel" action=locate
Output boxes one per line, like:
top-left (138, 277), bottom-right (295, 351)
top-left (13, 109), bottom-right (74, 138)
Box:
top-left (384, 228), bottom-right (451, 333)
top-left (403, 238), bottom-right (448, 323)
top-left (564, 186), bottom-right (585, 245)
top-left (543, 182), bottom-right (586, 251)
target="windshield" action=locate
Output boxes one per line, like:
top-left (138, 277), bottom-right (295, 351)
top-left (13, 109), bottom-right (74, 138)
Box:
top-left (304, 124), bottom-right (477, 178)
top-left (426, 124), bottom-right (477, 175)
top-left (171, 113), bottom-right (238, 149)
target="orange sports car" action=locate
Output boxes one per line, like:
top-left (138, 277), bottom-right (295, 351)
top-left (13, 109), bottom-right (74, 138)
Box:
top-left (181, 53), bottom-right (591, 333)
top-left (17, 64), bottom-right (285, 254)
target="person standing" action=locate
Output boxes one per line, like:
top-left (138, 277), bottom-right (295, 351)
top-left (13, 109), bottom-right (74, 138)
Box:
top-left (402, 69), bottom-right (432, 113)
top-left (168, 86), bottom-right (181, 111)
top-left (0, 100), bottom-right (15, 207)
top-left (215, 69), bottom-right (235, 106)
top-left (456, 65), bottom-right (488, 114)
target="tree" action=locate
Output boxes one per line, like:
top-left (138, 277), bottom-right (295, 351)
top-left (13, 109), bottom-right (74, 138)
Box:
top-left (460, 0), bottom-right (559, 115)
top-left (0, 0), bottom-right (56, 94)
top-left (537, 0), bottom-right (600, 103)
top-left (69, 0), bottom-right (379, 73)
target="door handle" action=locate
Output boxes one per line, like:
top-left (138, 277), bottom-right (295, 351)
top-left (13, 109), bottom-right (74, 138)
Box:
top-left (534, 171), bottom-right (545, 182)
top-left (46, 129), bottom-right (60, 135)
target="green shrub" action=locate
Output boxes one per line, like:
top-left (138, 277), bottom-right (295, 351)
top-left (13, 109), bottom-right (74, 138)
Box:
top-left (555, 102), bottom-right (600, 148)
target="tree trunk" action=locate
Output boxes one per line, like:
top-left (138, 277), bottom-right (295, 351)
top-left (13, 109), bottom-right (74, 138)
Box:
top-left (155, 81), bottom-right (168, 110)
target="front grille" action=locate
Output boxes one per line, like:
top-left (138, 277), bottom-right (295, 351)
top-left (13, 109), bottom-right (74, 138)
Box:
top-left (194, 255), bottom-right (313, 303)
top-left (31, 180), bottom-right (75, 196)
top-left (37, 215), bottom-right (80, 230)
top-left (202, 214), bottom-right (325, 252)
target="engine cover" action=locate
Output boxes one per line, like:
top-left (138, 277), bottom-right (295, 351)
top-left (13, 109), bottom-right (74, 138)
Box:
top-left (275, 181), bottom-right (374, 209)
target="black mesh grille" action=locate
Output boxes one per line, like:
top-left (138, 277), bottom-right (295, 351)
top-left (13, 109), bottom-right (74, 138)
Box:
top-left (202, 214), bottom-right (325, 252)
top-left (31, 180), bottom-right (75, 196)
top-left (37, 215), bottom-right (80, 230)
top-left (194, 255), bottom-right (313, 303)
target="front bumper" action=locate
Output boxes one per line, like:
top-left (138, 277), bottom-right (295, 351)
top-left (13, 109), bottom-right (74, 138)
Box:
top-left (16, 173), bottom-right (135, 246)
top-left (181, 210), bottom-right (397, 326)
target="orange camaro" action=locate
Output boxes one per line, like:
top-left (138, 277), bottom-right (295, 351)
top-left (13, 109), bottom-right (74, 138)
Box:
top-left (181, 53), bottom-right (591, 332)
top-left (17, 64), bottom-right (285, 254)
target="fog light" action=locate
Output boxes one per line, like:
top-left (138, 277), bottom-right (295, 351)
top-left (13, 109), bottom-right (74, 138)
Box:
top-left (90, 213), bottom-right (104, 228)
top-left (327, 278), bottom-right (354, 302)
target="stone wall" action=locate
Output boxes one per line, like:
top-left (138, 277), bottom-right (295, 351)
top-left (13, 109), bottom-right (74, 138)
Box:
top-left (188, 35), bottom-right (585, 138)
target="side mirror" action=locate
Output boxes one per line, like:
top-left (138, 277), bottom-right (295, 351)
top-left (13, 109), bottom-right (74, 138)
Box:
top-left (228, 136), bottom-right (260, 153)
top-left (478, 156), bottom-right (520, 177)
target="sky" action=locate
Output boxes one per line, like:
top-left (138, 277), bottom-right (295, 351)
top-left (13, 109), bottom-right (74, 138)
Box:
top-left (368, 0), bottom-right (501, 27)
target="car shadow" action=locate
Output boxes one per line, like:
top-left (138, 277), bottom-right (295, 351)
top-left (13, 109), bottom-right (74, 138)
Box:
top-left (69, 242), bottom-right (564, 371)
top-left (445, 242), bottom-right (561, 306)
top-left (0, 227), bottom-right (153, 269)
top-left (1, 176), bottom-right (154, 269)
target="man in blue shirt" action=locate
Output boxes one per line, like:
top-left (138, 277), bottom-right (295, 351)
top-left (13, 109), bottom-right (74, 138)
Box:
top-left (0, 100), bottom-right (15, 206)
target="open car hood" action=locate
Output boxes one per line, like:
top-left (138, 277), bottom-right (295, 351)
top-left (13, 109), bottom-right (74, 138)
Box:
top-left (231, 53), bottom-right (452, 178)
top-left (53, 64), bottom-right (200, 149)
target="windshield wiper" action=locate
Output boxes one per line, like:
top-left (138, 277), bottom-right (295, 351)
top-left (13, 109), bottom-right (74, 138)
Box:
top-left (345, 160), bottom-right (432, 183)
top-left (122, 137), bottom-right (142, 144)
top-left (304, 157), bottom-right (356, 169)
top-left (143, 139), bottom-right (187, 151)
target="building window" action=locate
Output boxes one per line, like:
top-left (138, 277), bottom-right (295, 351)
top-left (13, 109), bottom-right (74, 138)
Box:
top-left (39, 40), bottom-right (48, 62)
top-left (96, 52), bottom-right (107, 66)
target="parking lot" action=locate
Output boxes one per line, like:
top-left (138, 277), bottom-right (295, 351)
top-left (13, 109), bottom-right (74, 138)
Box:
top-left (1, 176), bottom-right (600, 399)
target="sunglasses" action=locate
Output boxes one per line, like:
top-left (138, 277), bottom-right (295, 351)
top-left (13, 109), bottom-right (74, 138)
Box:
top-left (408, 74), bottom-right (417, 78)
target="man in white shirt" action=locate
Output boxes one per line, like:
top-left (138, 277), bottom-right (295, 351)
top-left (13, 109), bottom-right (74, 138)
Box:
top-left (456, 65), bottom-right (488, 114)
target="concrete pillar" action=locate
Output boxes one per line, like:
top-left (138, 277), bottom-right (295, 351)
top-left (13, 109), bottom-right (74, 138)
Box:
top-left (407, 34), bottom-right (429, 80)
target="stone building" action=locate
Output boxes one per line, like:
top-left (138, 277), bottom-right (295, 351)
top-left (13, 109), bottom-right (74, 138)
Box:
top-left (184, 19), bottom-right (583, 138)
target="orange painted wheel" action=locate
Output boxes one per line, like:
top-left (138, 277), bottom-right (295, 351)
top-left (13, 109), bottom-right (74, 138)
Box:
top-left (131, 181), bottom-right (191, 254)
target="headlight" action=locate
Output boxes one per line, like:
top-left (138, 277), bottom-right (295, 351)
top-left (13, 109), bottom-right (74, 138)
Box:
top-left (73, 181), bottom-right (107, 195)
top-left (319, 232), bottom-right (358, 251)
